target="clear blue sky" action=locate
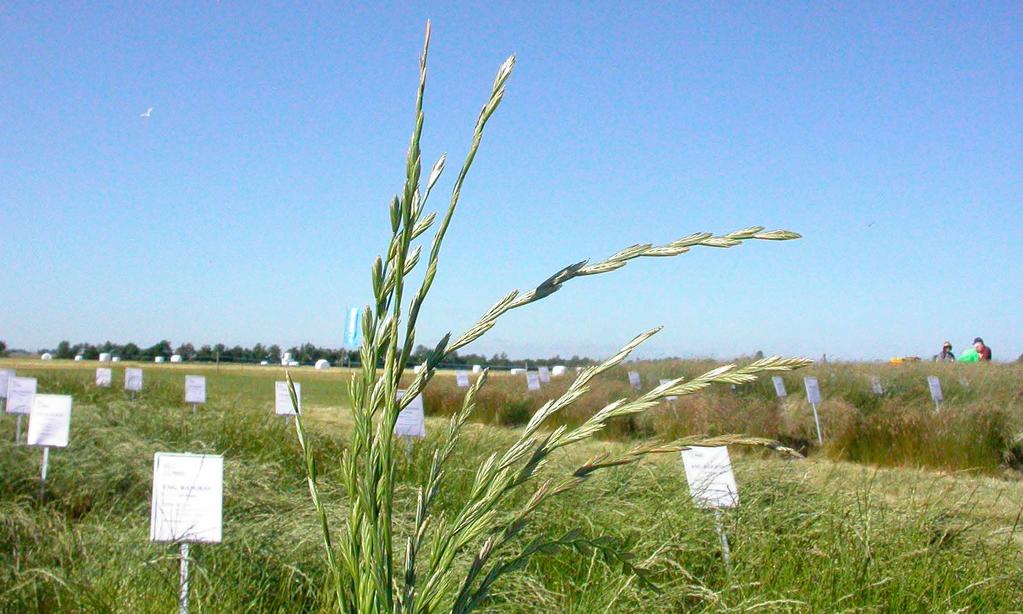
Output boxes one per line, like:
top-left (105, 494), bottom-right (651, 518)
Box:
top-left (1, 2), bottom-right (1020, 361)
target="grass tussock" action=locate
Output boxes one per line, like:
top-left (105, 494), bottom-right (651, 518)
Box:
top-left (419, 361), bottom-right (1023, 474)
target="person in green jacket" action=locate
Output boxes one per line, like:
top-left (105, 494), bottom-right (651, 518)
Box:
top-left (958, 347), bottom-right (980, 362)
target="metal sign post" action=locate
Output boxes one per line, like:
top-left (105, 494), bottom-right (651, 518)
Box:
top-left (713, 509), bottom-right (732, 573)
top-left (927, 376), bottom-right (943, 413)
top-left (179, 542), bottom-right (190, 614)
top-left (39, 447), bottom-right (50, 500)
top-left (804, 377), bottom-right (823, 445)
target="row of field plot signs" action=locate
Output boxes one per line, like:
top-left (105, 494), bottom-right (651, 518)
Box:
top-left (2, 363), bottom-right (430, 614)
top-left (771, 374), bottom-right (950, 444)
top-left (513, 367), bottom-right (646, 392)
top-left (3, 361), bottom-right (751, 610)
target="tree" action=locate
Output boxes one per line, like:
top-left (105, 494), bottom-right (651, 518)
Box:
top-left (268, 345), bottom-right (282, 363)
top-left (122, 343), bottom-right (140, 360)
top-left (195, 345), bottom-right (213, 361)
top-left (0, 340), bottom-right (6, 357)
top-left (143, 340), bottom-right (172, 360)
top-left (56, 340), bottom-right (72, 359)
top-left (412, 344), bottom-right (432, 363)
top-left (175, 343), bottom-right (196, 360)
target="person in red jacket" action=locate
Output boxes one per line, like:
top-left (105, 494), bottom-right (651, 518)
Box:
top-left (973, 337), bottom-right (992, 361)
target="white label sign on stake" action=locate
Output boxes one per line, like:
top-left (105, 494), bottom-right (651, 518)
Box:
top-left (659, 378), bottom-right (679, 402)
top-left (150, 453), bottom-right (224, 543)
top-left (870, 376), bottom-right (884, 395)
top-left (96, 368), bottom-right (112, 387)
top-left (772, 376), bottom-right (787, 398)
top-left (927, 376), bottom-right (943, 403)
top-left (803, 376), bottom-right (821, 405)
top-left (455, 372), bottom-right (470, 388)
top-left (27, 394), bottom-right (73, 447)
top-left (538, 366), bottom-right (551, 384)
top-left (0, 369), bottom-right (14, 399)
top-left (185, 376), bottom-right (206, 404)
top-left (125, 368), bottom-right (144, 392)
top-left (628, 370), bottom-right (641, 391)
top-left (681, 446), bottom-right (739, 509)
top-left (6, 376), bottom-right (37, 415)
top-left (394, 389), bottom-right (426, 438)
top-left (526, 372), bottom-right (541, 391)
top-left (275, 381), bottom-right (301, 415)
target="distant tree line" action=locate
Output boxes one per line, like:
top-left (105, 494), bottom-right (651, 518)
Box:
top-left (37, 340), bottom-right (596, 369)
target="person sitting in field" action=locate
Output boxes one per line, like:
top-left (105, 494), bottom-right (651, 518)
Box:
top-left (935, 341), bottom-right (955, 361)
top-left (973, 337), bottom-right (992, 361)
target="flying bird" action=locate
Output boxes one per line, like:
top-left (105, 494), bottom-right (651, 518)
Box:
top-left (140, 107), bottom-right (153, 118)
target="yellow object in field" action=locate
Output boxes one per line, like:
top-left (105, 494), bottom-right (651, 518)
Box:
top-left (889, 356), bottom-right (921, 365)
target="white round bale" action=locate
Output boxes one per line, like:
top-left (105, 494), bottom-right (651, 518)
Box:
top-left (170, 354), bottom-right (182, 363)
top-left (112, 356), bottom-right (121, 362)
top-left (99, 352), bottom-right (112, 362)
top-left (41, 353), bottom-right (53, 360)
top-left (154, 356), bottom-right (165, 363)
top-left (551, 365), bottom-right (567, 377)
top-left (315, 359), bottom-right (331, 370)
top-left (471, 364), bottom-right (482, 373)
top-left (509, 368), bottom-right (526, 375)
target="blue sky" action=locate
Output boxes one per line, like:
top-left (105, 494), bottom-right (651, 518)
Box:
top-left (1, 2), bottom-right (1020, 361)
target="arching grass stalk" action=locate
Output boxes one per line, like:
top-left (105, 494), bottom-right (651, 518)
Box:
top-left (289, 21), bottom-right (810, 614)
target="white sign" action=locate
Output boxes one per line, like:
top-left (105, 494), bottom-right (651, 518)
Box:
top-left (455, 371), bottom-right (470, 388)
top-left (275, 381), bottom-right (301, 415)
top-left (927, 376), bottom-right (943, 403)
top-left (659, 378), bottom-right (678, 402)
top-left (804, 376), bottom-right (821, 405)
top-left (27, 394), bottom-right (73, 447)
top-left (772, 376), bottom-right (787, 398)
top-left (150, 453), bottom-right (224, 544)
top-left (538, 366), bottom-right (551, 383)
top-left (0, 369), bottom-right (14, 399)
top-left (125, 368), bottom-right (143, 392)
top-left (394, 389), bottom-right (426, 438)
top-left (526, 371), bottom-right (541, 391)
top-left (96, 368), bottom-right (112, 387)
top-left (870, 375), bottom-right (883, 395)
top-left (628, 370), bottom-right (641, 391)
top-left (184, 376), bottom-right (206, 404)
top-left (681, 446), bottom-right (739, 509)
top-left (6, 376), bottom-right (37, 415)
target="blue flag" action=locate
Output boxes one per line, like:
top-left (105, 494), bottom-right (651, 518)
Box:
top-left (344, 307), bottom-right (362, 348)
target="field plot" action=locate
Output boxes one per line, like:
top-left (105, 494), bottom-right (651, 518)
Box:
top-left (2, 359), bottom-right (1022, 612)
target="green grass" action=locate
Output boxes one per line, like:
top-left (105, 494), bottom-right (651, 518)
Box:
top-left (5, 356), bottom-right (1022, 477)
top-left (2, 361), bottom-right (1022, 611)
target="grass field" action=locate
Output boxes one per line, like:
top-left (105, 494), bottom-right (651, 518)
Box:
top-left (2, 358), bottom-right (1022, 612)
